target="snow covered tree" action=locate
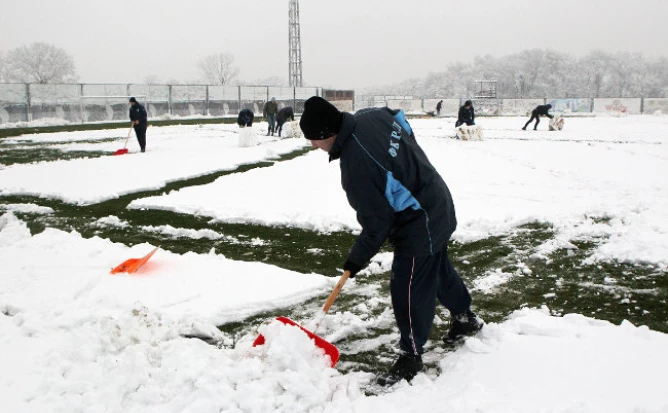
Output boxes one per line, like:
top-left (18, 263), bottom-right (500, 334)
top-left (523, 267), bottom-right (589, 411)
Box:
top-left (198, 53), bottom-right (239, 85)
top-left (144, 74), bottom-right (162, 85)
top-left (6, 42), bottom-right (77, 84)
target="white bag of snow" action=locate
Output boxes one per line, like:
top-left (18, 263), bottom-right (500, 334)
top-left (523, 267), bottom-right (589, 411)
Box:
top-left (549, 115), bottom-right (565, 131)
top-left (238, 127), bottom-right (258, 147)
top-left (456, 125), bottom-right (483, 141)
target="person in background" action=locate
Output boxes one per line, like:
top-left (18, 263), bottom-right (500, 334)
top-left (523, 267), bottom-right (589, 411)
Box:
top-left (436, 100), bottom-right (443, 116)
top-left (276, 106), bottom-right (295, 137)
top-left (237, 108), bottom-right (254, 127)
top-left (300, 96), bottom-right (483, 387)
top-left (129, 97), bottom-right (148, 152)
top-left (455, 100), bottom-right (475, 127)
top-left (263, 97), bottom-right (278, 136)
top-left (522, 104), bottom-right (553, 130)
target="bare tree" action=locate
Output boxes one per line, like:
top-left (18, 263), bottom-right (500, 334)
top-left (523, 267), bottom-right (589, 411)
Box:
top-left (6, 42), bottom-right (77, 84)
top-left (198, 53), bottom-right (239, 85)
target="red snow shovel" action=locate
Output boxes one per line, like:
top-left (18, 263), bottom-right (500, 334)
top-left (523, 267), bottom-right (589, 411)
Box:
top-left (113, 126), bottom-right (134, 156)
top-left (252, 270), bottom-right (352, 367)
top-left (110, 246), bottom-right (160, 274)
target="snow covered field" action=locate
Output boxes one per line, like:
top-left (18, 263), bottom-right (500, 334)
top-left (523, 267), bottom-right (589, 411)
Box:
top-left (0, 123), bottom-right (307, 204)
top-left (130, 116), bottom-right (668, 268)
top-left (1, 116), bottom-right (668, 412)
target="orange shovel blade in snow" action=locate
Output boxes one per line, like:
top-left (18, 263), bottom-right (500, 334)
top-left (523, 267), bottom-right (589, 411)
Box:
top-left (110, 246), bottom-right (159, 274)
top-left (252, 271), bottom-right (351, 368)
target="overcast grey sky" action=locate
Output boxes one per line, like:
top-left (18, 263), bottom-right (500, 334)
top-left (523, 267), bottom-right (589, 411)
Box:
top-left (1, 0), bottom-right (665, 88)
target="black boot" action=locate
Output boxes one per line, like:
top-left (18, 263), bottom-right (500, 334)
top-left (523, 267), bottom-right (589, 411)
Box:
top-left (443, 310), bottom-right (483, 346)
top-left (376, 354), bottom-right (423, 386)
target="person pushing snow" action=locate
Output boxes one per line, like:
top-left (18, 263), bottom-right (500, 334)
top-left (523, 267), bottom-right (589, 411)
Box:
top-left (300, 96), bottom-right (483, 387)
top-left (522, 104), bottom-right (554, 130)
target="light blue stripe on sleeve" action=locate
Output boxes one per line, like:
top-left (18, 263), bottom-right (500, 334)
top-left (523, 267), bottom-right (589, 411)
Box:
top-left (385, 171), bottom-right (421, 212)
top-left (393, 110), bottom-right (412, 135)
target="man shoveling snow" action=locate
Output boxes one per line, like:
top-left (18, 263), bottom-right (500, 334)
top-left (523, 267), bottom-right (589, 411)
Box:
top-left (299, 97), bottom-right (483, 386)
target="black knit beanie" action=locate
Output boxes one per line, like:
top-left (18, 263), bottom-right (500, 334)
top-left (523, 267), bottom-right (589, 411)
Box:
top-left (299, 96), bottom-right (342, 140)
top-left (129, 97), bottom-right (137, 103)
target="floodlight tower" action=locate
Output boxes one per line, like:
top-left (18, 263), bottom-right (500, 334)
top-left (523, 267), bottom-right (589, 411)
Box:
top-left (288, 0), bottom-right (303, 87)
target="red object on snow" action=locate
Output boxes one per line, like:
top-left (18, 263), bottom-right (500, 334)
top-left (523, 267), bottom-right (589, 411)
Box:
top-left (110, 246), bottom-right (159, 274)
top-left (252, 271), bottom-right (351, 368)
top-left (252, 316), bottom-right (340, 367)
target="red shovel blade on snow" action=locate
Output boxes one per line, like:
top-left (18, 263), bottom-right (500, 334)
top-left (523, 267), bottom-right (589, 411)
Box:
top-left (252, 270), bottom-right (351, 368)
top-left (110, 246), bottom-right (159, 275)
top-left (252, 316), bottom-right (340, 366)
top-left (113, 126), bottom-right (133, 156)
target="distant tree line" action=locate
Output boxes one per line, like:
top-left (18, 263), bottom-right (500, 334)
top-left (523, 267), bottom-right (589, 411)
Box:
top-left (361, 49), bottom-right (668, 98)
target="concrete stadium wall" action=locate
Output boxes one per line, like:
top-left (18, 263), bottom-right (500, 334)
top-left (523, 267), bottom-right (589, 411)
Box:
top-left (548, 98), bottom-right (592, 114)
top-left (500, 99), bottom-right (545, 116)
top-left (423, 99), bottom-right (460, 116)
top-left (386, 99), bottom-right (424, 113)
top-left (643, 98), bottom-right (668, 114)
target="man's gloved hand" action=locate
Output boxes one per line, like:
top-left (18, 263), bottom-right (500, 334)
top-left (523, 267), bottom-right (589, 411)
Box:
top-left (343, 259), bottom-right (363, 278)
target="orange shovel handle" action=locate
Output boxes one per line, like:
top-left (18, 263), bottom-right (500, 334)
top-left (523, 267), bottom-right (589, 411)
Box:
top-left (322, 270), bottom-right (351, 315)
top-left (124, 126), bottom-right (133, 148)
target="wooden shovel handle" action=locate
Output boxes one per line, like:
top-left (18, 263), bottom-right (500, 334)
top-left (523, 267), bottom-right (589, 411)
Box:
top-left (322, 270), bottom-right (351, 315)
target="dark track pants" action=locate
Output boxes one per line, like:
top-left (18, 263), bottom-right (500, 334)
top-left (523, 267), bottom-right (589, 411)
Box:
top-left (523, 111), bottom-right (539, 129)
top-left (134, 124), bottom-right (147, 150)
top-left (391, 247), bottom-right (472, 355)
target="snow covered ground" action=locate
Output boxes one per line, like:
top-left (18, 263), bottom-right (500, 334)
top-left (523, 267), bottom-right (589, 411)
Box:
top-left (0, 123), bottom-right (307, 204)
top-left (2, 116), bottom-right (668, 412)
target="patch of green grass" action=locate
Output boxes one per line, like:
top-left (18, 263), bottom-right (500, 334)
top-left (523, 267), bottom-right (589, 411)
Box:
top-left (0, 147), bottom-right (108, 165)
top-left (0, 117), bottom-right (248, 140)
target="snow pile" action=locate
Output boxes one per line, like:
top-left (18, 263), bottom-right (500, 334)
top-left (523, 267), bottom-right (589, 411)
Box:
top-left (0, 203), bottom-right (54, 215)
top-left (238, 126), bottom-right (258, 147)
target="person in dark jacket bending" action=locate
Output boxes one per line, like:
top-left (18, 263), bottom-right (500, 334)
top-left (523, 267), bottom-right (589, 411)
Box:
top-left (276, 106), bottom-right (294, 137)
top-left (522, 104), bottom-right (553, 130)
top-left (300, 96), bottom-right (483, 387)
top-left (237, 109), bottom-right (254, 127)
top-left (455, 100), bottom-right (475, 127)
top-left (129, 97), bottom-right (148, 152)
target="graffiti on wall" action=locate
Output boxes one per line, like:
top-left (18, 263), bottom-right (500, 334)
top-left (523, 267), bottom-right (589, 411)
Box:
top-left (593, 98), bottom-right (642, 115)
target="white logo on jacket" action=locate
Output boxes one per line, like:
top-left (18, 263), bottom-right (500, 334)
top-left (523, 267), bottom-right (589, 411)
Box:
top-left (388, 121), bottom-right (402, 157)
